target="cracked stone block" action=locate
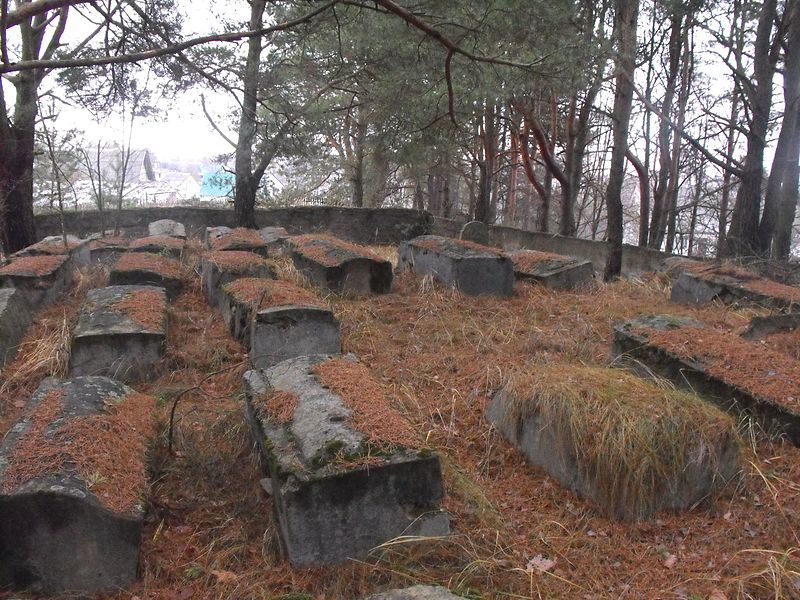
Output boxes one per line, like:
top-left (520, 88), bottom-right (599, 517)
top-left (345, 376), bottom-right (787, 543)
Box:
top-left (0, 255), bottom-right (72, 310)
top-left (398, 235), bottom-right (513, 297)
top-left (0, 376), bottom-right (155, 596)
top-left (486, 364), bottom-right (740, 520)
top-left (508, 250), bottom-right (595, 290)
top-left (201, 251), bottom-right (276, 307)
top-left (363, 586), bottom-right (464, 600)
top-left (109, 252), bottom-right (183, 300)
top-left (69, 285), bottom-right (167, 383)
top-left (12, 235), bottom-right (90, 267)
top-left (288, 234), bottom-right (393, 295)
top-left (671, 265), bottom-right (800, 310)
top-left (129, 235), bottom-right (186, 260)
top-left (205, 226), bottom-right (269, 256)
top-left (243, 354), bottom-right (448, 565)
top-left (88, 236), bottom-right (130, 266)
top-left (259, 226), bottom-right (289, 256)
top-left (148, 219), bottom-right (186, 239)
top-left (0, 289), bottom-right (31, 368)
top-left (613, 314), bottom-right (800, 445)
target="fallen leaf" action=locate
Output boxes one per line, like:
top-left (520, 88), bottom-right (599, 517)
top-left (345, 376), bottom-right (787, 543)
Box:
top-left (526, 555), bottom-right (556, 574)
top-left (663, 554), bottom-right (678, 569)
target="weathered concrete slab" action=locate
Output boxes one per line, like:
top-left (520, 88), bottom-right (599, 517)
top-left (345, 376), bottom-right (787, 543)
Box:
top-left (12, 235), bottom-right (90, 267)
top-left (205, 226), bottom-right (269, 256)
top-left (243, 354), bottom-right (448, 565)
top-left (398, 235), bottom-right (513, 297)
top-left (129, 235), bottom-right (186, 259)
top-left (743, 313), bottom-right (800, 340)
top-left (259, 226), bottom-right (289, 255)
top-left (201, 251), bottom-right (276, 307)
top-left (288, 234), bottom-right (393, 295)
top-left (671, 264), bottom-right (800, 310)
top-left (0, 289), bottom-right (31, 368)
top-left (69, 285), bottom-right (167, 383)
top-left (148, 218), bottom-right (186, 239)
top-left (0, 376), bottom-right (155, 595)
top-left (219, 277), bottom-right (331, 342)
top-left (0, 255), bottom-right (72, 310)
top-left (487, 364), bottom-right (739, 520)
top-left (613, 314), bottom-right (800, 445)
top-left (109, 252), bottom-right (183, 300)
top-left (88, 236), bottom-right (130, 266)
top-left (507, 249), bottom-right (595, 290)
top-left (363, 586), bottom-right (464, 600)
top-left (459, 220), bottom-right (489, 245)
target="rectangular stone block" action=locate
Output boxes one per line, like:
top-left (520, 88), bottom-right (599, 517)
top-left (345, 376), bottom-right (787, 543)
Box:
top-left (88, 236), bottom-right (129, 266)
top-left (69, 285), bottom-right (167, 383)
top-left (259, 226), bottom-right (289, 255)
top-left (0, 376), bottom-right (155, 595)
top-left (613, 314), bottom-right (800, 445)
top-left (243, 354), bottom-right (448, 565)
top-left (0, 255), bottom-right (72, 310)
top-left (129, 235), bottom-right (186, 259)
top-left (0, 288), bottom-right (31, 368)
top-left (398, 235), bottom-right (513, 297)
top-left (288, 234), bottom-right (393, 295)
top-left (486, 364), bottom-right (739, 520)
top-left (670, 263), bottom-right (800, 310)
top-left (205, 226), bottom-right (269, 256)
top-left (201, 251), bottom-right (276, 307)
top-left (148, 218), bottom-right (186, 239)
top-left (743, 313), bottom-right (800, 340)
top-left (109, 252), bottom-right (183, 300)
top-left (12, 235), bottom-right (90, 267)
top-left (508, 249), bottom-right (595, 290)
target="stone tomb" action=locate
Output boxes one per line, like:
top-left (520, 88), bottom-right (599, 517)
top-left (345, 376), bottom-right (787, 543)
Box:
top-left (129, 235), bottom-right (186, 259)
top-left (0, 255), bottom-right (72, 310)
top-left (486, 364), bottom-right (739, 520)
top-left (69, 285), bottom-right (167, 383)
top-left (109, 252), bottom-right (183, 300)
top-left (201, 250), bottom-right (276, 307)
top-left (507, 249), bottom-right (594, 290)
top-left (205, 226), bottom-right (269, 256)
top-left (0, 376), bottom-right (155, 595)
top-left (88, 236), bottom-right (130, 266)
top-left (743, 312), bottom-right (800, 340)
top-left (613, 315), bottom-right (800, 445)
top-left (220, 278), bottom-right (341, 369)
top-left (259, 226), bottom-right (290, 255)
top-left (0, 288), bottom-right (31, 368)
top-left (398, 235), bottom-right (513, 297)
top-left (288, 234), bottom-right (393, 295)
top-left (243, 354), bottom-right (448, 565)
top-left (148, 218), bottom-right (186, 239)
top-left (670, 263), bottom-right (800, 310)
top-left (12, 234), bottom-right (91, 267)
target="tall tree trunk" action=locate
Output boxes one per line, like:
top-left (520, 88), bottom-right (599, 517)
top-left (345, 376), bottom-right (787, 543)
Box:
top-left (604, 0), bottom-right (639, 280)
top-left (475, 101), bottom-right (496, 224)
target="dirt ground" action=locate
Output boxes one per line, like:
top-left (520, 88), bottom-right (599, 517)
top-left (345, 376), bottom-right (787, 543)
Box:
top-left (1, 247), bottom-right (799, 600)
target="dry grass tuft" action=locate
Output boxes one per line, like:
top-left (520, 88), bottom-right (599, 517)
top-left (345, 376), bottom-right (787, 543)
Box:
top-left (731, 548), bottom-right (800, 599)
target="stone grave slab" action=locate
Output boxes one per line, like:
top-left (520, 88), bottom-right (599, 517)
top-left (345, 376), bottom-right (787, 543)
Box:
top-left (507, 249), bottom-right (594, 290)
top-left (201, 251), bottom-right (276, 307)
top-left (243, 354), bottom-right (448, 565)
top-left (363, 586), bottom-right (464, 600)
top-left (148, 218), bottom-right (186, 239)
top-left (613, 314), bottom-right (800, 445)
top-left (88, 236), bottom-right (130, 265)
top-left (671, 263), bottom-right (800, 310)
top-left (69, 285), bottom-right (167, 382)
top-left (288, 234), bottom-right (393, 295)
top-left (743, 313), bottom-right (800, 340)
top-left (398, 235), bottom-right (513, 297)
top-left (0, 376), bottom-right (155, 595)
top-left (487, 364), bottom-right (739, 520)
top-left (109, 252), bottom-right (182, 300)
top-left (12, 235), bottom-right (90, 267)
top-left (205, 226), bottom-right (269, 256)
top-left (259, 226), bottom-right (290, 255)
top-left (0, 255), bottom-right (72, 310)
top-left (129, 235), bottom-right (186, 259)
top-left (0, 288), bottom-right (31, 368)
